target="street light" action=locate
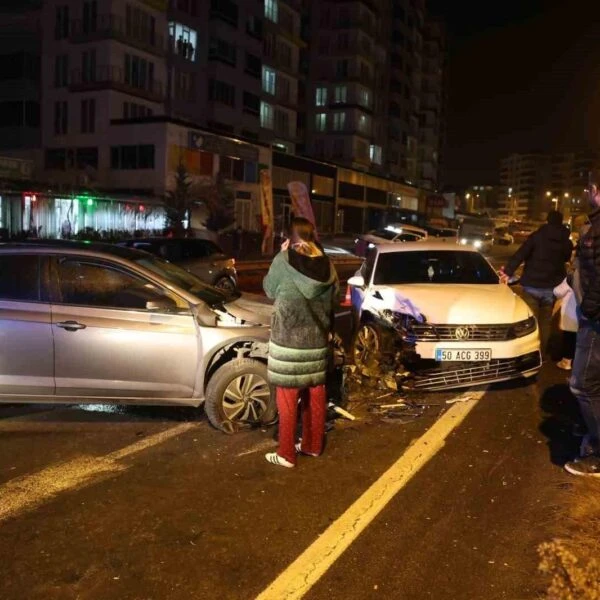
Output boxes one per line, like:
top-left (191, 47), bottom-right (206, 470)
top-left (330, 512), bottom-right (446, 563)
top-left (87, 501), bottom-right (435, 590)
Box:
top-left (564, 192), bottom-right (569, 198)
top-left (546, 191), bottom-right (552, 197)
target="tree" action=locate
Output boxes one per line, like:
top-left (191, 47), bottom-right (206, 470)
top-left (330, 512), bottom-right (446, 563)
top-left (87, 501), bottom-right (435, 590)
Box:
top-left (164, 161), bottom-right (194, 234)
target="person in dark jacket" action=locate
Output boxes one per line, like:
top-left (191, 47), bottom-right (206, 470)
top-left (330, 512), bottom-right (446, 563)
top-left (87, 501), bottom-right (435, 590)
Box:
top-left (502, 210), bottom-right (573, 355)
top-left (565, 184), bottom-right (600, 477)
top-left (263, 217), bottom-right (338, 468)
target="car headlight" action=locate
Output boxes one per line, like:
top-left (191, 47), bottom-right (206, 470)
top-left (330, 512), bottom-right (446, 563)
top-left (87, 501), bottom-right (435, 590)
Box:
top-left (460, 238), bottom-right (468, 245)
top-left (512, 316), bottom-right (537, 338)
top-left (473, 240), bottom-right (482, 249)
top-left (368, 243), bottom-right (375, 249)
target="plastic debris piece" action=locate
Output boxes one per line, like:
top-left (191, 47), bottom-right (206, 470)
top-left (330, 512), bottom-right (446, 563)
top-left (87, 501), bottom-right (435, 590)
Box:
top-left (328, 402), bottom-right (357, 421)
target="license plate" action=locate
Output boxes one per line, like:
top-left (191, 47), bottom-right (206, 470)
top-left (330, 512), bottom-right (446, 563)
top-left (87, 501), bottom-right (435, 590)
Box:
top-left (435, 348), bottom-right (492, 362)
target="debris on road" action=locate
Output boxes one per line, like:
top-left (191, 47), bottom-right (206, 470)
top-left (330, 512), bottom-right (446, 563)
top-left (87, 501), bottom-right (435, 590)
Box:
top-left (446, 395), bottom-right (476, 404)
top-left (328, 403), bottom-right (357, 421)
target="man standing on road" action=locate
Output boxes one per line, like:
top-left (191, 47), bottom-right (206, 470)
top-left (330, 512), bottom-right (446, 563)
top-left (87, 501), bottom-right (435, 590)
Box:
top-left (565, 184), bottom-right (600, 477)
top-left (501, 211), bottom-right (573, 356)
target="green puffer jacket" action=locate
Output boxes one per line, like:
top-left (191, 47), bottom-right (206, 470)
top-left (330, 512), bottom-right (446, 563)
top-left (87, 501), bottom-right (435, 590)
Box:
top-left (263, 248), bottom-right (338, 388)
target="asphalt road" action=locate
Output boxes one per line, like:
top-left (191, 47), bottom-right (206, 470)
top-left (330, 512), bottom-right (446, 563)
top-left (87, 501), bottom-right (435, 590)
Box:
top-left (1, 243), bottom-right (577, 599)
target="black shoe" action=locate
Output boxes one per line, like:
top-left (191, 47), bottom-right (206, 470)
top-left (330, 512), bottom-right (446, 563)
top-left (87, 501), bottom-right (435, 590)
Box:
top-left (564, 455), bottom-right (600, 477)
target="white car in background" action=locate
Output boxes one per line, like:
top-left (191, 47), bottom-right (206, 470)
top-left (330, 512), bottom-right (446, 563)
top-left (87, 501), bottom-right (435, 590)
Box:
top-left (354, 224), bottom-right (427, 257)
top-left (348, 243), bottom-right (541, 390)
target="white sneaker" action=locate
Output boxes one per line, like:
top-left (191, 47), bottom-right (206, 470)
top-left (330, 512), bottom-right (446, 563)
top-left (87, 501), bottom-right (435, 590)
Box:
top-left (265, 452), bottom-right (295, 468)
top-left (556, 358), bottom-right (572, 371)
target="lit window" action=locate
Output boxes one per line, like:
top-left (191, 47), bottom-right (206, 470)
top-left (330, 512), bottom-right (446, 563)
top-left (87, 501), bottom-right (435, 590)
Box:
top-left (358, 114), bottom-right (370, 133)
top-left (169, 21), bottom-right (198, 61)
top-left (334, 85), bottom-right (347, 103)
top-left (370, 144), bottom-right (382, 165)
top-left (315, 113), bottom-right (327, 131)
top-left (359, 88), bottom-right (371, 108)
top-left (260, 101), bottom-right (274, 129)
top-left (315, 87), bottom-right (327, 106)
top-left (265, 0), bottom-right (278, 23)
top-left (262, 66), bottom-right (276, 95)
top-left (333, 112), bottom-right (346, 131)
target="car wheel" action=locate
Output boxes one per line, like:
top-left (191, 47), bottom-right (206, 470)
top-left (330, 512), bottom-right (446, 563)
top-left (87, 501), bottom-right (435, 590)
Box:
top-left (352, 322), bottom-right (382, 371)
top-left (205, 358), bottom-right (276, 434)
top-left (214, 276), bottom-right (236, 293)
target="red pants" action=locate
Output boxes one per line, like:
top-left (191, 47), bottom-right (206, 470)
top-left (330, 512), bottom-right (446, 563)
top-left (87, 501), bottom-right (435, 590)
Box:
top-left (276, 385), bottom-right (327, 465)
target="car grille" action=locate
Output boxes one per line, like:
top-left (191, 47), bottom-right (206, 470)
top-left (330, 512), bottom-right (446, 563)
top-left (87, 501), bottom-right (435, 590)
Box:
top-left (411, 351), bottom-right (541, 391)
top-left (409, 324), bottom-right (513, 342)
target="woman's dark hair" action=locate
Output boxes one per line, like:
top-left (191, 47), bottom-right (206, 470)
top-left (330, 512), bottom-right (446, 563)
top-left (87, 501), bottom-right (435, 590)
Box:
top-left (289, 217), bottom-right (316, 243)
top-left (547, 210), bottom-right (563, 226)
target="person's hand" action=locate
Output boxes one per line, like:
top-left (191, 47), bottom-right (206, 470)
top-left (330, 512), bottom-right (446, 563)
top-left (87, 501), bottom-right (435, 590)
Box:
top-left (498, 267), bottom-right (510, 284)
top-left (281, 238), bottom-right (290, 251)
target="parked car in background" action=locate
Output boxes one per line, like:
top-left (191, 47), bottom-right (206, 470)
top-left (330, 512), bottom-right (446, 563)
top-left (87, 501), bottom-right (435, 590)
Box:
top-left (118, 238), bottom-right (237, 292)
top-left (457, 214), bottom-right (495, 252)
top-left (354, 224), bottom-right (427, 257)
top-left (347, 243), bottom-right (541, 390)
top-left (0, 241), bottom-right (275, 433)
top-left (508, 221), bottom-right (540, 244)
top-left (493, 227), bottom-right (515, 246)
top-left (423, 225), bottom-right (458, 244)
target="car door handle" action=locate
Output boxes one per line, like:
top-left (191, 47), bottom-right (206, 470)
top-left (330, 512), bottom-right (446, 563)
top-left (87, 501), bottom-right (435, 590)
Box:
top-left (55, 320), bottom-right (87, 332)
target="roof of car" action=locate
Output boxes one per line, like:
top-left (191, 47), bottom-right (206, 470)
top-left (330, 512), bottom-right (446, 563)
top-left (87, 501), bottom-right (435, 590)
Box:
top-left (0, 239), bottom-right (145, 260)
top-left (375, 241), bottom-right (479, 254)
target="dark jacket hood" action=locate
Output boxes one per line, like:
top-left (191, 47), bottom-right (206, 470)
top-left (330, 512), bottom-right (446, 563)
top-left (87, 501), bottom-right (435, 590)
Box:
top-left (282, 248), bottom-right (336, 300)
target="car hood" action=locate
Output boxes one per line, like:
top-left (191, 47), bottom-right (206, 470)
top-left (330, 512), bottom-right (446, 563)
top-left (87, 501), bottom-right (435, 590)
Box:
top-left (372, 283), bottom-right (532, 324)
top-left (217, 292), bottom-right (273, 326)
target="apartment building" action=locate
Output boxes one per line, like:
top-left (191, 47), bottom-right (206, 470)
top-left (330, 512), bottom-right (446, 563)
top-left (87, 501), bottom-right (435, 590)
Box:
top-left (418, 17), bottom-right (445, 191)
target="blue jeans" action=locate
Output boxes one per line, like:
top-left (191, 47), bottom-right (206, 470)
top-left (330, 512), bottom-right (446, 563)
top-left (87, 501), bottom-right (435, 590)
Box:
top-left (521, 287), bottom-right (555, 355)
top-left (570, 319), bottom-right (600, 447)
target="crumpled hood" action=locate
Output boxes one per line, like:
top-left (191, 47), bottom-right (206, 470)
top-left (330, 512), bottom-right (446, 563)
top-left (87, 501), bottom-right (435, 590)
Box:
top-left (373, 283), bottom-right (532, 324)
top-left (220, 293), bottom-right (273, 325)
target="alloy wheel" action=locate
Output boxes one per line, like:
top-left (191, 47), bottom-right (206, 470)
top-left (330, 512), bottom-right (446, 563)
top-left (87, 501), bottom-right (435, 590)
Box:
top-left (222, 373), bottom-right (271, 424)
top-left (353, 323), bottom-right (380, 370)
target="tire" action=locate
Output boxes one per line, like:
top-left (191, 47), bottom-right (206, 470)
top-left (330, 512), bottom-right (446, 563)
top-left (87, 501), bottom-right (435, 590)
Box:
top-left (351, 322), bottom-right (383, 371)
top-left (214, 276), bottom-right (237, 293)
top-left (204, 358), bottom-right (276, 434)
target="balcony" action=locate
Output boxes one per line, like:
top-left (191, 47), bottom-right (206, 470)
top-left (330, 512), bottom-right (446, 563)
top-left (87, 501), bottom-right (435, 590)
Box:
top-left (330, 18), bottom-right (377, 39)
top-left (69, 66), bottom-right (164, 103)
top-left (70, 14), bottom-right (165, 57)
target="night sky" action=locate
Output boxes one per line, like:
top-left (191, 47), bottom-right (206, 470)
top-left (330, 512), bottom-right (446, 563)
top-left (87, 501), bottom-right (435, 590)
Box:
top-left (428, 0), bottom-right (600, 187)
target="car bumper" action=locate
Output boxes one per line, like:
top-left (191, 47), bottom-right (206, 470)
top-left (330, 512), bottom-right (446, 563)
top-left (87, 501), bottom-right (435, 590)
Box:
top-left (410, 350), bottom-right (542, 391)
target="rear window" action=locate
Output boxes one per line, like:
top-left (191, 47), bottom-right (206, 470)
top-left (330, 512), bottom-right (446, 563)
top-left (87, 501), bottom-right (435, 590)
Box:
top-left (0, 255), bottom-right (40, 301)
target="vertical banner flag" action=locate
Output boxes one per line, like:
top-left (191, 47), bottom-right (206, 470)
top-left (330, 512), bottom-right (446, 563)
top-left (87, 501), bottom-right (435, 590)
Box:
top-left (287, 181), bottom-right (318, 237)
top-left (259, 169), bottom-right (274, 256)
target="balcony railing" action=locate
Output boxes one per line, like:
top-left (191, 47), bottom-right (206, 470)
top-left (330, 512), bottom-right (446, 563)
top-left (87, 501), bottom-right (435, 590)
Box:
top-left (70, 14), bottom-right (165, 57)
top-left (70, 65), bottom-right (164, 103)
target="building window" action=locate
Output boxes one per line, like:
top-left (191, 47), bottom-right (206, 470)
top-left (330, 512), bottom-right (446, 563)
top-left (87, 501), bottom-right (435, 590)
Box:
top-left (110, 145), bottom-right (155, 170)
top-left (358, 114), bottom-right (370, 134)
top-left (262, 66), bottom-right (276, 95)
top-left (336, 60), bottom-right (348, 77)
top-left (274, 109), bottom-right (289, 136)
top-left (370, 144), bottom-right (382, 165)
top-left (208, 79), bottom-right (236, 107)
top-left (337, 33), bottom-right (349, 51)
top-left (358, 87), bottom-right (371, 108)
top-left (169, 22), bottom-right (197, 61)
top-left (245, 52), bottom-right (261, 78)
top-left (54, 55), bottom-right (69, 88)
top-left (75, 146), bottom-right (98, 169)
top-left (247, 16), bottom-right (263, 40)
top-left (210, 0), bottom-right (238, 27)
top-left (260, 101), bottom-right (274, 129)
top-left (315, 113), bottom-right (326, 132)
top-left (124, 54), bottom-right (155, 91)
top-left (277, 41), bottom-right (292, 68)
top-left (334, 85), bottom-right (347, 103)
top-left (82, 1), bottom-right (98, 34)
top-left (54, 101), bottom-right (68, 135)
top-left (80, 98), bottom-right (95, 133)
top-left (333, 112), bottom-right (346, 131)
top-left (315, 87), bottom-right (327, 106)
top-left (265, 0), bottom-right (278, 23)
top-left (208, 37), bottom-right (236, 67)
top-left (55, 5), bottom-right (69, 40)
top-left (123, 102), bottom-right (153, 118)
top-left (277, 75), bottom-right (290, 103)
top-left (82, 49), bottom-right (96, 84)
top-left (243, 91), bottom-right (260, 115)
top-left (314, 139), bottom-right (325, 157)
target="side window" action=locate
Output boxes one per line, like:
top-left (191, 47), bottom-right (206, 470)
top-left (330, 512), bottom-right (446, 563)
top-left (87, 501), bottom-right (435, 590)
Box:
top-left (183, 240), bottom-right (221, 259)
top-left (399, 233), bottom-right (419, 242)
top-left (0, 255), bottom-right (40, 301)
top-left (55, 259), bottom-right (188, 311)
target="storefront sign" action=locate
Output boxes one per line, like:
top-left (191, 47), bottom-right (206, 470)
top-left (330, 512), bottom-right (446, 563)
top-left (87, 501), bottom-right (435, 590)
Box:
top-left (426, 194), bottom-right (447, 208)
top-left (188, 131), bottom-right (259, 163)
top-left (0, 156), bottom-right (33, 180)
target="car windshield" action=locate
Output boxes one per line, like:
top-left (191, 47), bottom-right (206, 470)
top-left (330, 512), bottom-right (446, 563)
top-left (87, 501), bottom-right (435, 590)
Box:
top-left (370, 229), bottom-right (398, 240)
top-left (373, 250), bottom-right (499, 285)
top-left (133, 254), bottom-right (238, 306)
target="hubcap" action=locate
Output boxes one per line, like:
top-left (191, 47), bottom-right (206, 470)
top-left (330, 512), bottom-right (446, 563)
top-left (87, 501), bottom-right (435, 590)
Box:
top-left (222, 374), bottom-right (271, 423)
top-left (353, 324), bottom-right (380, 369)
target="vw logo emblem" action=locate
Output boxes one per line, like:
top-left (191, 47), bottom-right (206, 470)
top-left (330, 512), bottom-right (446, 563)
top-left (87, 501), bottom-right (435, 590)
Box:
top-left (455, 327), bottom-right (471, 340)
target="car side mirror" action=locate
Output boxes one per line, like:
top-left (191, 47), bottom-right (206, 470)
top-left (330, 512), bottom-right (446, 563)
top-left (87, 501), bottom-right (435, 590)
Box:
top-left (146, 299), bottom-right (175, 312)
top-left (348, 275), bottom-right (365, 287)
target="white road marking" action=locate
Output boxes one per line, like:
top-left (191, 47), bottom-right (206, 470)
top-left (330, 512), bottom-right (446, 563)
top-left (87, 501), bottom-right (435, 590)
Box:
top-left (236, 439), bottom-right (277, 457)
top-left (0, 422), bottom-right (197, 523)
top-left (255, 390), bottom-right (485, 600)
